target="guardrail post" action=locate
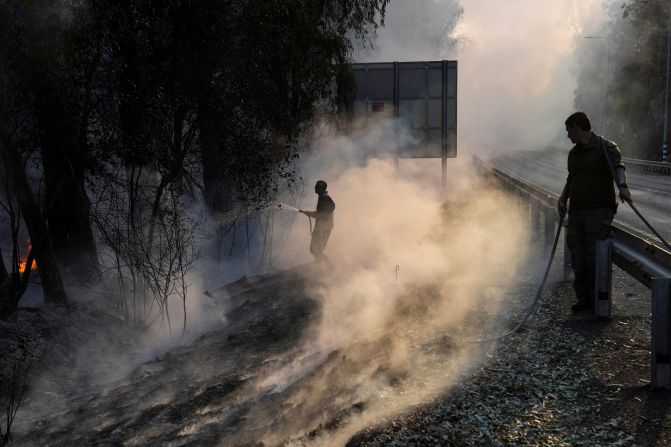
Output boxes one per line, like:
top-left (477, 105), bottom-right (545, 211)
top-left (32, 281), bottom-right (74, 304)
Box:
top-left (531, 199), bottom-right (540, 233)
top-left (501, 178), bottom-right (510, 193)
top-left (518, 189), bottom-right (526, 210)
top-left (563, 220), bottom-right (573, 282)
top-left (594, 240), bottom-right (613, 319)
top-left (506, 181), bottom-right (513, 194)
top-left (652, 278), bottom-right (671, 389)
top-left (543, 207), bottom-right (555, 251)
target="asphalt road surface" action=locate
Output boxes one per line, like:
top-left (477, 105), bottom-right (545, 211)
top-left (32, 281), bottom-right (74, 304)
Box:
top-left (488, 148), bottom-right (671, 245)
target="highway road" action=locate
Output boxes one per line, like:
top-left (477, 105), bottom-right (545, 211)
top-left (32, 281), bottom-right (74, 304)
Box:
top-left (488, 148), bottom-right (671, 245)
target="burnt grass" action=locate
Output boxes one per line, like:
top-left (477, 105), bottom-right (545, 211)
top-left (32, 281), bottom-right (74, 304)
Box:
top-left (7, 253), bottom-right (671, 446)
top-left (12, 266), bottom-right (322, 446)
top-left (347, 266), bottom-right (671, 446)
top-left (10, 260), bottom-right (476, 446)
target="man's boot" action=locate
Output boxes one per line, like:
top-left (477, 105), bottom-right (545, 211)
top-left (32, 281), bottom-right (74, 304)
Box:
top-left (571, 300), bottom-right (592, 312)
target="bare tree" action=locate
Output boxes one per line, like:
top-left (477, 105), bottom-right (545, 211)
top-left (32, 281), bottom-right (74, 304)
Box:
top-left (90, 127), bottom-right (202, 332)
top-left (0, 330), bottom-right (40, 446)
top-left (0, 161), bottom-right (37, 317)
top-left (0, 126), bottom-right (66, 308)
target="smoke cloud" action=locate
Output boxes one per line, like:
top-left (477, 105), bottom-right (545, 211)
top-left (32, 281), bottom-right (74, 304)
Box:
top-left (358, 0), bottom-right (603, 153)
top-left (244, 1), bottom-right (613, 442)
top-left (13, 2), bottom-right (618, 445)
top-left (243, 124), bottom-right (531, 444)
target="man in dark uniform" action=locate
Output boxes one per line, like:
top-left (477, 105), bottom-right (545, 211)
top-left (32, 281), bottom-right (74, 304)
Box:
top-left (299, 180), bottom-right (335, 263)
top-left (558, 112), bottom-right (632, 312)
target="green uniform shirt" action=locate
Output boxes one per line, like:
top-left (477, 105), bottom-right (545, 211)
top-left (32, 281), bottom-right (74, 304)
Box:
top-left (567, 132), bottom-right (625, 211)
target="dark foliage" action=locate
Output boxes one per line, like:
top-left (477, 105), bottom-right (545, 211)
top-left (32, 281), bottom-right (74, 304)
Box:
top-left (575, 0), bottom-right (670, 159)
top-left (0, 0), bottom-right (388, 312)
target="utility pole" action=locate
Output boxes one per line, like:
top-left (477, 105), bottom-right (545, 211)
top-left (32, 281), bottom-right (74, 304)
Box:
top-left (585, 36), bottom-right (609, 136)
top-left (662, 6), bottom-right (671, 162)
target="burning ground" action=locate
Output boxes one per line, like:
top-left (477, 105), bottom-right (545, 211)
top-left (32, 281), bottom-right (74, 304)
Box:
top-left (7, 165), bottom-right (666, 446)
top-left (8, 169), bottom-right (538, 446)
top-left (349, 252), bottom-right (665, 446)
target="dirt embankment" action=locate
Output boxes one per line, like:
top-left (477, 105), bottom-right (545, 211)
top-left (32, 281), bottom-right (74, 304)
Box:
top-left (7, 229), bottom-right (670, 446)
top-left (349, 262), bottom-right (670, 446)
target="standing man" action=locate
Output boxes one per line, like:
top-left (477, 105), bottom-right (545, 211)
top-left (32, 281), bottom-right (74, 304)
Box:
top-left (299, 180), bottom-right (335, 263)
top-left (558, 112), bottom-right (632, 312)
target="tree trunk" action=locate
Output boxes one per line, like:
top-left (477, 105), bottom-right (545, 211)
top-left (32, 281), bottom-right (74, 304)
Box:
top-left (0, 245), bottom-right (14, 317)
top-left (32, 77), bottom-right (97, 279)
top-left (41, 142), bottom-right (97, 278)
top-left (0, 246), bottom-right (7, 284)
top-left (0, 247), bottom-right (35, 318)
top-left (0, 128), bottom-right (67, 306)
top-left (198, 100), bottom-right (235, 213)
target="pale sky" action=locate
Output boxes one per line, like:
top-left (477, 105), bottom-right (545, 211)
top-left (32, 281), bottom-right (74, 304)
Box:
top-left (359, 0), bottom-right (606, 153)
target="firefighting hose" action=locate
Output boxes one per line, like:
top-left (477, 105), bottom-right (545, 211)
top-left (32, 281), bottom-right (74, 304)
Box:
top-left (470, 213), bottom-right (565, 343)
top-left (626, 201), bottom-right (671, 250)
top-left (474, 142), bottom-right (670, 343)
top-left (276, 204), bottom-right (326, 275)
top-left (299, 204), bottom-right (566, 341)
top-left (303, 214), bottom-right (327, 278)
top-left (599, 138), bottom-right (671, 250)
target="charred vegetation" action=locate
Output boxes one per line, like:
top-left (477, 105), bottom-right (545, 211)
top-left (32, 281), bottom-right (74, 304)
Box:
top-left (0, 0), bottom-right (388, 316)
top-left (0, 0), bottom-right (389, 441)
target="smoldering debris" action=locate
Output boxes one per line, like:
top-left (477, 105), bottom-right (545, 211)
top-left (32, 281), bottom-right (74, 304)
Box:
top-left (12, 163), bottom-right (537, 446)
top-left (10, 120), bottom-right (533, 447)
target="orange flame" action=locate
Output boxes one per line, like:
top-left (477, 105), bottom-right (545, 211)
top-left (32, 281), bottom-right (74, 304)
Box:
top-left (18, 239), bottom-right (37, 273)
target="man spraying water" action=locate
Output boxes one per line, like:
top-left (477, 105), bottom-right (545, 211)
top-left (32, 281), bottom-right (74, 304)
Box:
top-left (299, 180), bottom-right (335, 266)
top-left (558, 112), bottom-right (631, 312)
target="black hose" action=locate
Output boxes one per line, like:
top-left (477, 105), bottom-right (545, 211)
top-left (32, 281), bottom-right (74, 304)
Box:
top-left (469, 214), bottom-right (565, 343)
top-left (598, 137), bottom-right (671, 251)
top-left (469, 141), bottom-right (669, 344)
top-left (626, 199), bottom-right (671, 251)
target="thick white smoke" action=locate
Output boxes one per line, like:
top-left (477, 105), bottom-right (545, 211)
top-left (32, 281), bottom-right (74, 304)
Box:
top-left (252, 124), bottom-right (529, 445)
top-left (14, 3), bottom-right (617, 445)
top-left (249, 1), bottom-right (612, 443)
top-left (359, 0), bottom-right (604, 153)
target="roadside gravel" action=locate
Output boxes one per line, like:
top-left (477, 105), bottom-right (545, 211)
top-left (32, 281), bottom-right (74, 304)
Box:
top-left (348, 247), bottom-right (669, 446)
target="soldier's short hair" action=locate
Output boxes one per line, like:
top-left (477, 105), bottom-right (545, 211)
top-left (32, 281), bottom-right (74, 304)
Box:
top-left (315, 180), bottom-right (327, 192)
top-left (565, 112), bottom-right (591, 131)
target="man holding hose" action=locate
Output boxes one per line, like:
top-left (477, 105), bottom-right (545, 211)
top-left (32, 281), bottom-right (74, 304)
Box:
top-left (558, 112), bottom-right (631, 312)
top-left (299, 180), bottom-right (335, 264)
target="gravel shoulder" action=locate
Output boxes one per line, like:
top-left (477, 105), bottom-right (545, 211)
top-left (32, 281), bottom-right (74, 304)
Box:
top-left (347, 242), bottom-right (671, 446)
top-left (6, 205), bottom-right (670, 446)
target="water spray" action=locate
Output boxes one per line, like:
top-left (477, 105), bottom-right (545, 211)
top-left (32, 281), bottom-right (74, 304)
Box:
top-left (275, 202), bottom-right (300, 213)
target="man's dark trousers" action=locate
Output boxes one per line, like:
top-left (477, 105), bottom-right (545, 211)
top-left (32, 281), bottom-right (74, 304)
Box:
top-left (567, 208), bottom-right (614, 307)
top-left (310, 227), bottom-right (331, 261)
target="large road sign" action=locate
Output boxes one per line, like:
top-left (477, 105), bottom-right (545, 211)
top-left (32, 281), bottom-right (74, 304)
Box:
top-left (349, 60), bottom-right (457, 158)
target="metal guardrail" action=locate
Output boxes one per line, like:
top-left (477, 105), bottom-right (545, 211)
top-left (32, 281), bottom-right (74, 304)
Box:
top-left (473, 155), bottom-right (671, 389)
top-left (622, 157), bottom-right (671, 175)
top-left (547, 146), bottom-right (671, 175)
